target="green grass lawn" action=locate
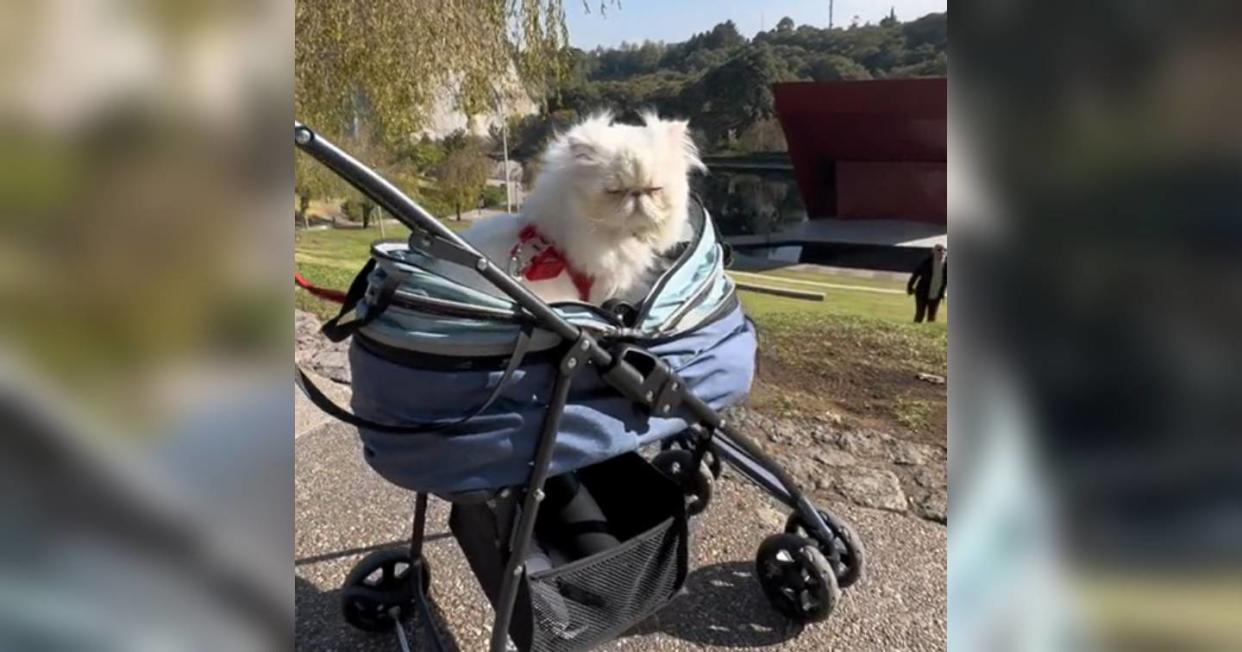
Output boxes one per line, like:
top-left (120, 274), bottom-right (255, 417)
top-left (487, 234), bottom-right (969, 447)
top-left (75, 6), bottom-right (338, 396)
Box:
top-left (734, 279), bottom-right (931, 324)
top-left (733, 266), bottom-right (909, 291)
top-left (295, 220), bottom-right (469, 318)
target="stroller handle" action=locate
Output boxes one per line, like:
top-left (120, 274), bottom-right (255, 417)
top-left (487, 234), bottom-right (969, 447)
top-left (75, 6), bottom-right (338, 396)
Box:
top-left (293, 122), bottom-right (604, 362)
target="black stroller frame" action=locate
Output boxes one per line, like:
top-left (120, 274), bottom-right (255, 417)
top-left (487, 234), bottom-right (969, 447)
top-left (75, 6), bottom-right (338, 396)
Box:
top-left (294, 123), bottom-right (865, 651)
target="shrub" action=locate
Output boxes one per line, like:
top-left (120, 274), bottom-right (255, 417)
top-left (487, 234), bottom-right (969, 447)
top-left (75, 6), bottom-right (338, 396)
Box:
top-left (481, 185), bottom-right (508, 208)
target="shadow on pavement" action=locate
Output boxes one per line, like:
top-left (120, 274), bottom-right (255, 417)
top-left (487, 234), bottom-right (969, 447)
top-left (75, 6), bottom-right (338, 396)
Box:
top-left (624, 561), bottom-right (803, 648)
top-left (296, 573), bottom-right (461, 651)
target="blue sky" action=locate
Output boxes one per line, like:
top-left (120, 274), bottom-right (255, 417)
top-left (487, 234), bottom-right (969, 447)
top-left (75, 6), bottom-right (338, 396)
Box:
top-left (566, 0), bottom-right (947, 49)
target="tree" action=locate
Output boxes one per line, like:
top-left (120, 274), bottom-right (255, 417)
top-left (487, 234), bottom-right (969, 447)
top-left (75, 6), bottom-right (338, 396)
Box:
top-left (704, 20), bottom-right (746, 50)
top-left (296, 1), bottom-right (618, 143)
top-left (903, 12), bottom-right (947, 50)
top-left (294, 150), bottom-right (349, 227)
top-left (777, 17), bottom-right (796, 33)
top-left (808, 54), bottom-right (872, 81)
top-left (736, 118), bottom-right (788, 153)
top-left (435, 132), bottom-right (491, 221)
top-left (402, 135), bottom-right (447, 176)
top-left (682, 45), bottom-right (794, 148)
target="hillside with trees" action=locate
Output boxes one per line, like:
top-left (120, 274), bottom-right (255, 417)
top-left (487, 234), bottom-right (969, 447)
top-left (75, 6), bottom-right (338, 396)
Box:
top-left (512, 11), bottom-right (946, 158)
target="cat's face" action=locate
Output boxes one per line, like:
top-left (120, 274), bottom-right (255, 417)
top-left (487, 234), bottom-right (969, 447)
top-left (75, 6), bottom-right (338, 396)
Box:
top-left (556, 113), bottom-right (704, 241)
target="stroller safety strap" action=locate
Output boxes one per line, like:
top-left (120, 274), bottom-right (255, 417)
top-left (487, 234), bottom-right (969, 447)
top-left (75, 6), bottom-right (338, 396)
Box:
top-left (294, 272), bottom-right (349, 303)
top-left (318, 259), bottom-right (411, 343)
top-left (295, 322), bottom-right (537, 434)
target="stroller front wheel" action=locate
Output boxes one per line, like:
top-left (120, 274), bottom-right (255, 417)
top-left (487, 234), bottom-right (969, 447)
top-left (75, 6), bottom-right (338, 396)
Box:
top-left (652, 449), bottom-right (713, 516)
top-left (784, 509), bottom-right (866, 588)
top-left (341, 549), bottom-right (432, 632)
top-left (661, 432), bottom-right (723, 479)
top-left (755, 533), bottom-right (840, 624)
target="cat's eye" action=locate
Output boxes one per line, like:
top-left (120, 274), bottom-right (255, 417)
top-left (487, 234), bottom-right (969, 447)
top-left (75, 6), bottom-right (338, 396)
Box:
top-left (605, 187), bottom-right (662, 197)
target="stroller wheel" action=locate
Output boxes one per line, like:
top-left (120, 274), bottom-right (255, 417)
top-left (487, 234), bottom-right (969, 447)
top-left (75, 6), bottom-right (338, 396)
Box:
top-left (785, 510), bottom-right (866, 588)
top-left (341, 549), bottom-right (431, 632)
top-left (755, 533), bottom-right (840, 624)
top-left (652, 449), bottom-right (713, 516)
top-left (664, 431), bottom-right (724, 479)
top-left (700, 447), bottom-right (723, 480)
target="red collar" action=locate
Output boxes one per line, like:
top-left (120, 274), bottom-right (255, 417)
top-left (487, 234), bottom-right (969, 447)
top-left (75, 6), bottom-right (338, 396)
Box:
top-left (510, 225), bottom-right (593, 302)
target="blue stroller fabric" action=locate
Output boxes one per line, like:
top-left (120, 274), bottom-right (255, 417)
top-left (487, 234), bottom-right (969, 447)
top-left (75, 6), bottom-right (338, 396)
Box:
top-left (350, 304), bottom-right (755, 494)
top-left (344, 202), bottom-right (756, 495)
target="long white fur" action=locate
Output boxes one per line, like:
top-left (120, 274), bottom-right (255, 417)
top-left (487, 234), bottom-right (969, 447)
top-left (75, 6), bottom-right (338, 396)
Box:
top-left (451, 111), bottom-right (705, 305)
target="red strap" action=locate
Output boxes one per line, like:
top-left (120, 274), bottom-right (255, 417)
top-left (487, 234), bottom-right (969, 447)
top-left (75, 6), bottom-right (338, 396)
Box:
top-left (512, 226), bottom-right (593, 302)
top-left (294, 272), bottom-right (348, 304)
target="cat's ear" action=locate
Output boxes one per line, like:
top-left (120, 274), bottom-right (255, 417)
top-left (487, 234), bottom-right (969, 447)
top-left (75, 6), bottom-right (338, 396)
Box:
top-left (664, 118), bottom-right (690, 141)
top-left (566, 113), bottom-right (612, 165)
top-left (666, 119), bottom-right (706, 172)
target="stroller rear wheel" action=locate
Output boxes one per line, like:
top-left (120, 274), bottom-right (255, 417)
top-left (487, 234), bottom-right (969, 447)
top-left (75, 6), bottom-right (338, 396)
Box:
top-left (341, 549), bottom-right (431, 632)
top-left (755, 533), bottom-right (840, 624)
top-left (785, 509), bottom-right (866, 588)
top-left (652, 449), bottom-right (713, 516)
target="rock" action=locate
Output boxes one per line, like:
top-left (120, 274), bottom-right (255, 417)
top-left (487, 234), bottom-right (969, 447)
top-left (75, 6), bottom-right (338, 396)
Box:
top-left (912, 492), bottom-right (947, 523)
top-left (889, 440), bottom-right (935, 466)
top-left (916, 372), bottom-right (946, 385)
top-left (832, 467), bottom-right (908, 512)
top-left (813, 448), bottom-right (858, 468)
top-left (836, 428), bottom-right (891, 458)
top-left (758, 415), bottom-right (800, 445)
top-left (295, 310), bottom-right (322, 352)
top-left (309, 348), bottom-right (351, 385)
top-left (295, 310), bottom-right (352, 385)
top-left (812, 428), bottom-right (835, 446)
top-left (913, 465), bottom-right (947, 491)
top-left (815, 410), bottom-right (844, 426)
top-left (756, 504), bottom-right (786, 530)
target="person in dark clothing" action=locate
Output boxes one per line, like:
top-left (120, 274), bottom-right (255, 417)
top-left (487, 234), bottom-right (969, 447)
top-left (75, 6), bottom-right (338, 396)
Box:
top-left (908, 243), bottom-right (948, 323)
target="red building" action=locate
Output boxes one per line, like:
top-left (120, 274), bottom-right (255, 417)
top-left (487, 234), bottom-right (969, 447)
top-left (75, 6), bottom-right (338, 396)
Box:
top-left (774, 79), bottom-right (946, 226)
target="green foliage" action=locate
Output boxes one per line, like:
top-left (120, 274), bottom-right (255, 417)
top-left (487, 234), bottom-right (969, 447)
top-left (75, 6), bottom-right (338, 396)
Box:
top-left (481, 184), bottom-right (509, 208)
top-left (735, 118), bottom-right (788, 153)
top-left (903, 12), bottom-right (948, 50)
top-left (412, 188), bottom-right (456, 220)
top-left (510, 109), bottom-right (580, 161)
top-left (401, 136), bottom-right (447, 175)
top-left (522, 12), bottom-right (945, 157)
top-left (434, 132), bottom-right (492, 220)
top-left (682, 45), bottom-right (795, 148)
top-left (295, 1), bottom-right (619, 143)
top-left (880, 8), bottom-right (899, 28)
top-left (807, 54), bottom-right (872, 82)
top-left (340, 199), bottom-right (378, 226)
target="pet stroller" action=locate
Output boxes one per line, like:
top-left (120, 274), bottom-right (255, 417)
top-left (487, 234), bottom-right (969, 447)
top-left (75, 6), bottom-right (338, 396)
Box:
top-left (293, 123), bottom-right (866, 652)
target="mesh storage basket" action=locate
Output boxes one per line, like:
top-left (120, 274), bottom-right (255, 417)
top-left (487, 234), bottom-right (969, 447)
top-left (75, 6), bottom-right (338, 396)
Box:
top-left (450, 453), bottom-right (689, 652)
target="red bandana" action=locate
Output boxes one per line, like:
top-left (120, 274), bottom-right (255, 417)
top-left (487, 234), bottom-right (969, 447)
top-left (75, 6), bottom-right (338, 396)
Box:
top-left (511, 225), bottom-right (593, 302)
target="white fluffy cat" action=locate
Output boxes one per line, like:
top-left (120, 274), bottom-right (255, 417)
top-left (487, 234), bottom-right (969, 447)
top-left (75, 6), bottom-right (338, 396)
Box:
top-left (451, 111), bottom-right (705, 305)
